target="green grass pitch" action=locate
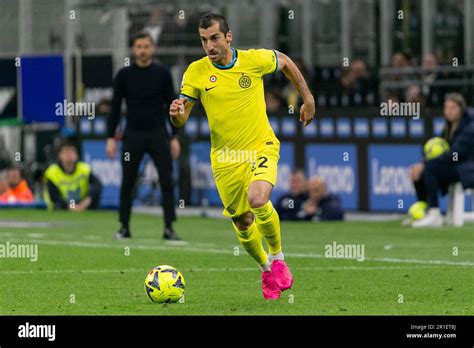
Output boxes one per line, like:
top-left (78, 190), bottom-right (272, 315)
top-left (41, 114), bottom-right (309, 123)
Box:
top-left (0, 209), bottom-right (472, 315)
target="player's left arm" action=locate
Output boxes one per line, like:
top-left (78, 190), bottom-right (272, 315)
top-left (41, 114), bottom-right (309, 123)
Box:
top-left (276, 51), bottom-right (316, 126)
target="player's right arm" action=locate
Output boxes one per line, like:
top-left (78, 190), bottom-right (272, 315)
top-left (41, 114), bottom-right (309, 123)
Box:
top-left (169, 97), bottom-right (194, 128)
top-left (170, 65), bottom-right (199, 127)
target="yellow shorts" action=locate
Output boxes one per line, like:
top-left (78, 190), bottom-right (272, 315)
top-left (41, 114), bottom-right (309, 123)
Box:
top-left (213, 145), bottom-right (280, 218)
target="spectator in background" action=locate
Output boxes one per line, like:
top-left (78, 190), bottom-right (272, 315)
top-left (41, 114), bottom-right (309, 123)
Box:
top-left (340, 58), bottom-right (374, 105)
top-left (385, 92), bottom-right (401, 104)
top-left (158, 10), bottom-right (188, 46)
top-left (340, 60), bottom-right (370, 91)
top-left (275, 169), bottom-right (308, 221)
top-left (384, 51), bottom-right (413, 102)
top-left (340, 67), bottom-right (355, 96)
top-left (351, 59), bottom-right (369, 80)
top-left (405, 84), bottom-right (426, 106)
top-left (0, 166), bottom-right (34, 204)
top-left (421, 53), bottom-right (441, 105)
top-left (302, 176), bottom-right (344, 221)
top-left (43, 142), bottom-right (102, 212)
top-left (410, 93), bottom-right (474, 227)
top-left (391, 51), bottom-right (412, 70)
top-left (421, 53), bottom-right (438, 86)
top-left (143, 8), bottom-right (165, 44)
top-left (96, 99), bottom-right (111, 116)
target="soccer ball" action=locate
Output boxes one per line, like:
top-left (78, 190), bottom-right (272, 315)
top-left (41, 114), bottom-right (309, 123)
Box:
top-left (408, 201), bottom-right (428, 220)
top-left (144, 265), bottom-right (185, 303)
top-left (423, 137), bottom-right (449, 160)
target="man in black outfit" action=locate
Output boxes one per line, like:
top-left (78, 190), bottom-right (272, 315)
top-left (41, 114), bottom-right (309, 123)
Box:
top-left (106, 31), bottom-right (181, 240)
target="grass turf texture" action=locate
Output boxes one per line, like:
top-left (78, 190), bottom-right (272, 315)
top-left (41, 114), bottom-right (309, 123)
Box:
top-left (0, 209), bottom-right (472, 315)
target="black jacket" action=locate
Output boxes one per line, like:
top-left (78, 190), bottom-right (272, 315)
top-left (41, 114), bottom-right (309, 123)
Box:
top-left (275, 192), bottom-right (309, 221)
top-left (107, 63), bottom-right (177, 138)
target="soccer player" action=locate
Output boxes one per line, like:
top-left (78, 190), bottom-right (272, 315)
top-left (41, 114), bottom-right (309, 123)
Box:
top-left (169, 13), bottom-right (315, 299)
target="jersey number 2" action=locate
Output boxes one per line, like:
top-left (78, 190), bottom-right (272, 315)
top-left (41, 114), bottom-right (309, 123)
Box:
top-left (258, 157), bottom-right (268, 168)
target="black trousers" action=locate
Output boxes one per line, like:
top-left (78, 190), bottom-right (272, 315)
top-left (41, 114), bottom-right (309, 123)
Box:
top-left (119, 129), bottom-right (176, 228)
top-left (413, 160), bottom-right (460, 208)
top-left (423, 160), bottom-right (460, 208)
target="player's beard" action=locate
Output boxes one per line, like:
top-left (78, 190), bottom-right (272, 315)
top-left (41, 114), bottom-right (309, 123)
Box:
top-left (137, 53), bottom-right (152, 66)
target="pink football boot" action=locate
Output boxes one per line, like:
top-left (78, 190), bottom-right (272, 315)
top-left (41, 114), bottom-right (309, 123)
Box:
top-left (261, 271), bottom-right (281, 300)
top-left (271, 260), bottom-right (294, 291)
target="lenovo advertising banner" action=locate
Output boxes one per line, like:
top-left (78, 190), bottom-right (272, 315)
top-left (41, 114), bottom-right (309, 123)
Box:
top-left (305, 144), bottom-right (358, 210)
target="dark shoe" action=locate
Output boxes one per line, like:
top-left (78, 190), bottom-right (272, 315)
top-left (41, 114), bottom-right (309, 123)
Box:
top-left (114, 227), bottom-right (131, 240)
top-left (163, 227), bottom-right (181, 241)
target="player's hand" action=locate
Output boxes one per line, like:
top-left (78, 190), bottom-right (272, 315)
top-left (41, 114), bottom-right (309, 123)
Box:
top-left (410, 162), bottom-right (425, 181)
top-left (69, 197), bottom-right (91, 213)
top-left (170, 137), bottom-right (181, 160)
top-left (106, 138), bottom-right (117, 159)
top-left (69, 202), bottom-right (86, 213)
top-left (300, 98), bottom-right (316, 127)
top-left (169, 98), bottom-right (187, 118)
top-left (304, 201), bottom-right (317, 215)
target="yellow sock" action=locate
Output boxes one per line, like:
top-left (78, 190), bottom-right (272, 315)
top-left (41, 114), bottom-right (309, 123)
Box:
top-left (232, 221), bottom-right (269, 270)
top-left (251, 201), bottom-right (282, 255)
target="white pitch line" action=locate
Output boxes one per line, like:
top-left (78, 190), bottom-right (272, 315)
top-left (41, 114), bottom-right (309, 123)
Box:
top-left (284, 251), bottom-right (474, 266)
top-left (3, 238), bottom-right (473, 267)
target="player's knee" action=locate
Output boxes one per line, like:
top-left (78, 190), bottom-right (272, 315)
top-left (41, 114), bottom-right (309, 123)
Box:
top-left (248, 193), bottom-right (269, 209)
top-left (232, 212), bottom-right (254, 230)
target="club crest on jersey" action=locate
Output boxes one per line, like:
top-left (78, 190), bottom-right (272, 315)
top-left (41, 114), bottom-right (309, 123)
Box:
top-left (209, 75), bottom-right (217, 82)
top-left (239, 75), bottom-right (251, 89)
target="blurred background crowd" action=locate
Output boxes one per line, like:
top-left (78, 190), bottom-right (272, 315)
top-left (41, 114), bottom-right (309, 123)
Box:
top-left (0, 0), bottom-right (473, 214)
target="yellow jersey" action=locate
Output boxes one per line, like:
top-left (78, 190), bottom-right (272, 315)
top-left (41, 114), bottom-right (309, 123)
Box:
top-left (180, 48), bottom-right (280, 170)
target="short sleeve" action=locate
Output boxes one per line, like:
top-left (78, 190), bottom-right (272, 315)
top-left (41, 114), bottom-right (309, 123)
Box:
top-left (253, 49), bottom-right (278, 76)
top-left (179, 66), bottom-right (199, 101)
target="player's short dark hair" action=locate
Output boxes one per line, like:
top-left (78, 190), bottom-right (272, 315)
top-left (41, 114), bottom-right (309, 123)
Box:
top-left (58, 141), bottom-right (78, 153)
top-left (199, 13), bottom-right (230, 36)
top-left (132, 31), bottom-right (155, 45)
